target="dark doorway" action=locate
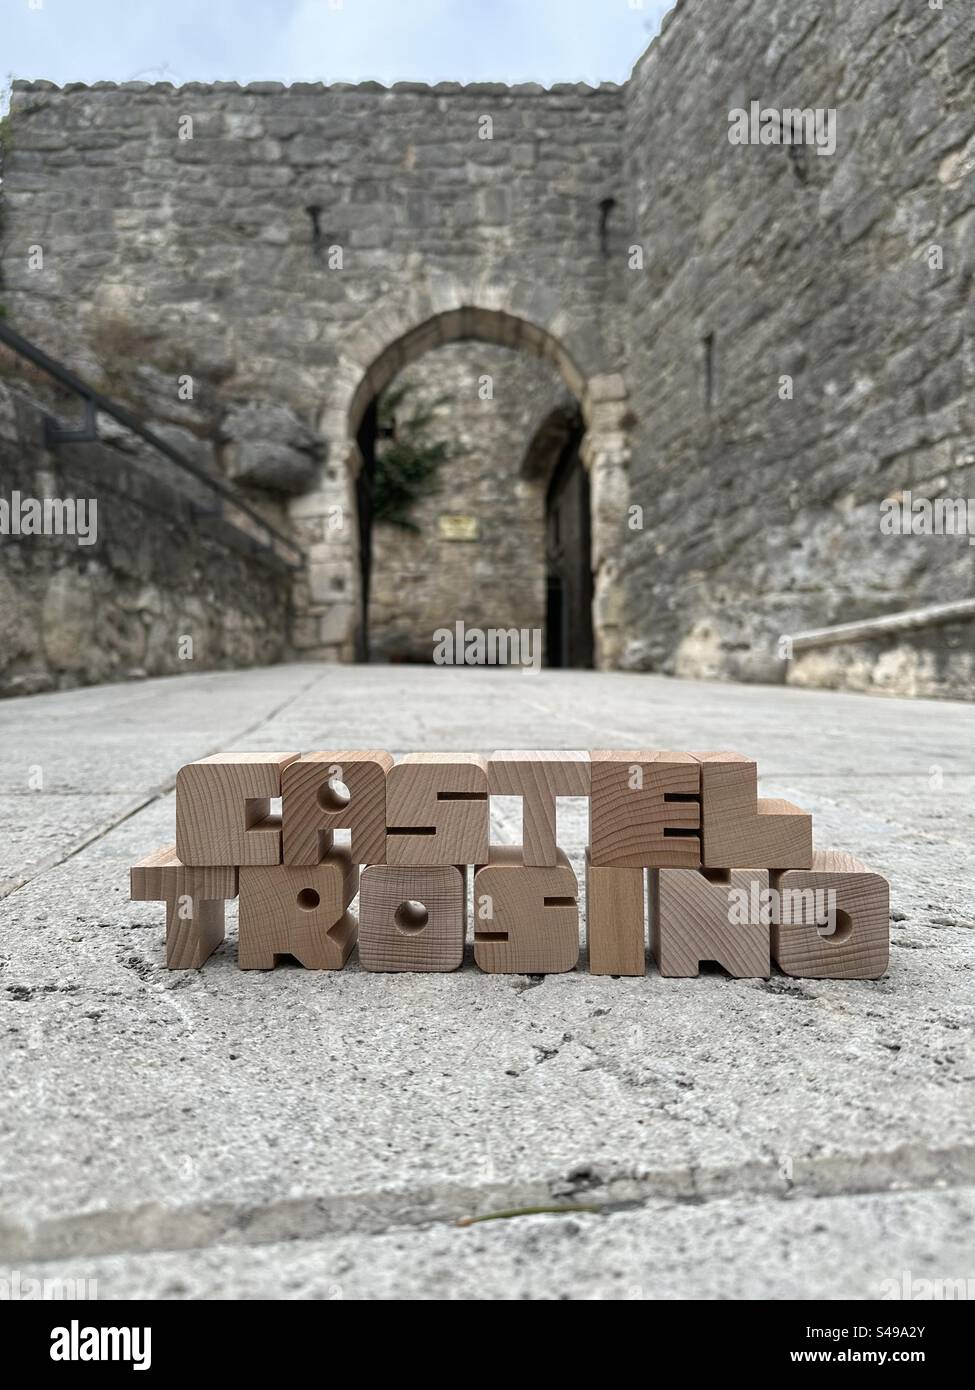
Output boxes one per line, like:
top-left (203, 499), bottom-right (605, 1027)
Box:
top-left (355, 398), bottom-right (379, 662)
top-left (545, 423), bottom-right (594, 668)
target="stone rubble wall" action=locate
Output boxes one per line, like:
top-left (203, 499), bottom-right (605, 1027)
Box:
top-left (0, 76), bottom-right (626, 664)
top-left (0, 374), bottom-right (290, 696)
top-left (621, 0), bottom-right (975, 696)
top-left (367, 341), bottom-right (566, 662)
top-left (1, 0), bottom-right (973, 697)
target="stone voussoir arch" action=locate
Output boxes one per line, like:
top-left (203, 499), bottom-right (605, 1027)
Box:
top-left (291, 275), bottom-right (632, 668)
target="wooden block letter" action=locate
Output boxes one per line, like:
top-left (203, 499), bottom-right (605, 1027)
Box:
top-left (358, 864), bottom-right (466, 972)
top-left (130, 846), bottom-right (238, 969)
top-left (489, 750), bottom-right (590, 866)
top-left (473, 846), bottom-right (579, 974)
top-left (238, 848), bottom-right (358, 970)
top-left (282, 750), bottom-right (393, 865)
top-left (385, 754), bottom-right (489, 866)
top-left (585, 849), bottom-right (645, 976)
top-left (693, 752), bottom-right (812, 869)
top-left (772, 851), bottom-right (889, 979)
top-left (590, 750), bottom-right (701, 869)
top-left (651, 868), bottom-right (770, 978)
top-left (176, 751), bottom-right (299, 866)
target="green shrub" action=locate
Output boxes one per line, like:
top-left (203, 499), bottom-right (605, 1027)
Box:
top-left (372, 383), bottom-right (456, 531)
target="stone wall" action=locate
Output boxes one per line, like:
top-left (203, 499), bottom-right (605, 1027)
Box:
top-left (620, 0), bottom-right (975, 695)
top-left (368, 342), bottom-right (565, 662)
top-left (0, 373), bottom-right (291, 696)
top-left (2, 0), bottom-right (974, 696)
top-left (787, 618), bottom-right (975, 703)
top-left (0, 76), bottom-right (627, 664)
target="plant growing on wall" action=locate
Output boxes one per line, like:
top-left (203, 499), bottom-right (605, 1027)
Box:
top-left (372, 382), bottom-right (455, 531)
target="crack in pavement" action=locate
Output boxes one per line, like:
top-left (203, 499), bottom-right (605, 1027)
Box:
top-left (3, 1142), bottom-right (975, 1264)
top-left (0, 668), bottom-right (327, 901)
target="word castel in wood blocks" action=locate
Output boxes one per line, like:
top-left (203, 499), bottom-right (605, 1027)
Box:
top-left (131, 748), bottom-right (890, 981)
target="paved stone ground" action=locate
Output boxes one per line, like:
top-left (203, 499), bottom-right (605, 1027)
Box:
top-left (0, 665), bottom-right (973, 1300)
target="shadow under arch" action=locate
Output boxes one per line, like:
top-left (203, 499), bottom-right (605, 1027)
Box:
top-left (348, 307), bottom-right (593, 664)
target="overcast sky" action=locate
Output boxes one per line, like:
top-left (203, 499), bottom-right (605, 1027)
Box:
top-left (1, 0), bottom-right (674, 109)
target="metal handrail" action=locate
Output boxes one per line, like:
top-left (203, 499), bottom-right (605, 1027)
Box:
top-left (0, 319), bottom-right (303, 569)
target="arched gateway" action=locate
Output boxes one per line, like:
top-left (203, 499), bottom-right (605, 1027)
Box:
top-left (291, 282), bottom-right (632, 669)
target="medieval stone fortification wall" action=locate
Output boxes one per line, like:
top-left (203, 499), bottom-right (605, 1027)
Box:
top-left (0, 373), bottom-right (290, 694)
top-left (1, 0), bottom-right (973, 695)
top-left (622, 0), bottom-right (975, 697)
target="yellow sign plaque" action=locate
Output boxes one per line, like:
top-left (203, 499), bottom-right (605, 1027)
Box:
top-left (438, 514), bottom-right (479, 542)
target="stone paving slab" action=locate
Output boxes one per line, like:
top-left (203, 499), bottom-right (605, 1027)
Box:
top-left (0, 666), bottom-right (323, 799)
top-left (9, 1186), bottom-right (975, 1301)
top-left (0, 794), bottom-right (141, 891)
top-left (0, 665), bottom-right (973, 1298)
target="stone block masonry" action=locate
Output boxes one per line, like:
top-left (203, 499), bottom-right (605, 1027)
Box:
top-left (1, 0), bottom-right (974, 695)
top-left (621, 0), bottom-right (975, 695)
top-left (0, 374), bottom-right (291, 695)
top-left (0, 75), bottom-right (629, 668)
top-left (367, 341), bottom-right (567, 662)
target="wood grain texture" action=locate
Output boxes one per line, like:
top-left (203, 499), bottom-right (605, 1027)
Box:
top-left (693, 752), bottom-right (812, 869)
top-left (651, 868), bottom-right (770, 978)
top-left (473, 845), bottom-right (579, 975)
top-left (489, 750), bottom-right (590, 866)
top-left (176, 751), bottom-right (299, 867)
top-left (385, 753), bottom-right (489, 866)
top-left (772, 850), bottom-right (889, 979)
top-left (584, 849), bottom-right (645, 975)
top-left (238, 847), bottom-right (358, 970)
top-left (130, 844), bottom-right (238, 969)
top-left (130, 845), bottom-right (238, 904)
top-left (165, 900), bottom-right (226, 971)
top-left (282, 750), bottom-right (393, 865)
top-left (358, 864), bottom-right (466, 972)
top-left (590, 750), bottom-right (701, 868)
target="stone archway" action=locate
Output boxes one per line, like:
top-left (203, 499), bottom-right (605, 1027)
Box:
top-left (288, 279), bottom-right (631, 669)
